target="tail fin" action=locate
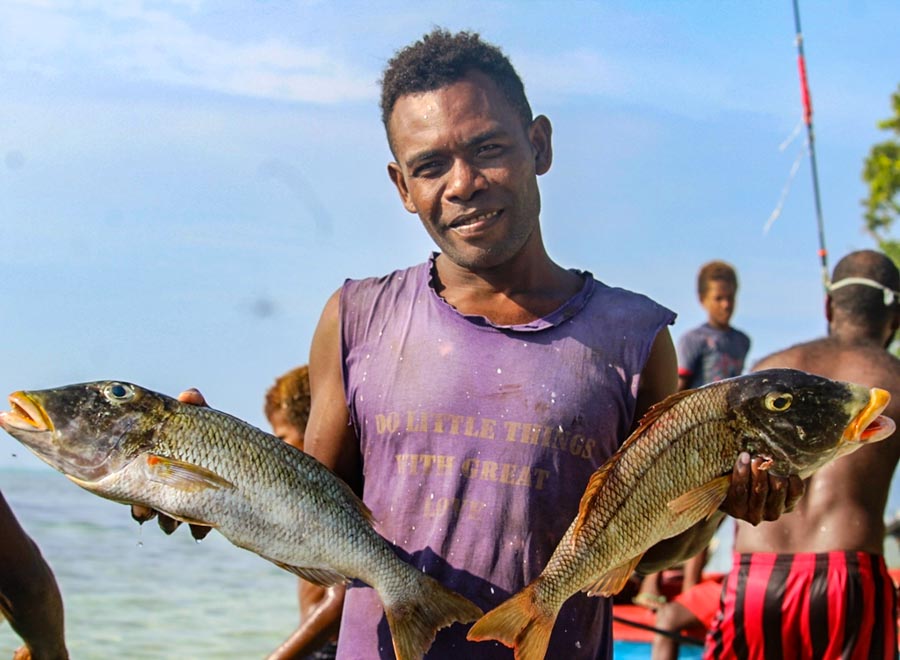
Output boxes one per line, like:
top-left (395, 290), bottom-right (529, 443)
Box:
top-left (384, 574), bottom-right (483, 660)
top-left (466, 583), bottom-right (556, 660)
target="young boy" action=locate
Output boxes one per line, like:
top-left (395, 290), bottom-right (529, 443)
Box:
top-left (677, 260), bottom-right (751, 391)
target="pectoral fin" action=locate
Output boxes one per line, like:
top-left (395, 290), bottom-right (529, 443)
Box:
top-left (583, 554), bottom-right (644, 597)
top-left (143, 454), bottom-right (234, 492)
top-left (667, 475), bottom-right (731, 520)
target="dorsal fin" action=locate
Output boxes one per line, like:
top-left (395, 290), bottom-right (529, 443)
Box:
top-left (628, 388), bottom-right (698, 442)
top-left (573, 453), bottom-right (623, 541)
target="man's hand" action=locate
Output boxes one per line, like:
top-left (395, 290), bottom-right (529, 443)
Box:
top-left (129, 388), bottom-right (213, 541)
top-left (721, 452), bottom-right (805, 525)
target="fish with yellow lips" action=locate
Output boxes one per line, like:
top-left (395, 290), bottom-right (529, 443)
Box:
top-left (0, 380), bottom-right (483, 660)
top-left (467, 368), bottom-right (896, 660)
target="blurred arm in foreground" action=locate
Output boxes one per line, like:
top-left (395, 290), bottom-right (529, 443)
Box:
top-left (0, 490), bottom-right (68, 660)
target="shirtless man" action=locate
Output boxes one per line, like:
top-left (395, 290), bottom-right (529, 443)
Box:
top-left (705, 249), bottom-right (900, 659)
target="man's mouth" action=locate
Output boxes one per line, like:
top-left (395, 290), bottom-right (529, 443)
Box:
top-left (449, 210), bottom-right (501, 236)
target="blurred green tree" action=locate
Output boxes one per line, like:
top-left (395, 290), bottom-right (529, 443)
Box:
top-left (863, 85), bottom-right (900, 264)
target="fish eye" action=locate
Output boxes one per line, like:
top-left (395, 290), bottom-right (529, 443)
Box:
top-left (765, 392), bottom-right (793, 412)
top-left (103, 382), bottom-right (136, 403)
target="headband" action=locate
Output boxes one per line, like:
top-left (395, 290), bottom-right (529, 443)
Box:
top-left (827, 277), bottom-right (900, 306)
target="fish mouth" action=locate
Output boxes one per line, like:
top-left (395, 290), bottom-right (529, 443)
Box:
top-left (0, 392), bottom-right (53, 433)
top-left (843, 387), bottom-right (895, 444)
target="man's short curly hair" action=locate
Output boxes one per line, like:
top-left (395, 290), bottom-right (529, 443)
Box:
top-left (380, 28), bottom-right (533, 138)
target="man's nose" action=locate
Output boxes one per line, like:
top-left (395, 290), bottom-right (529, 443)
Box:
top-left (445, 158), bottom-right (487, 201)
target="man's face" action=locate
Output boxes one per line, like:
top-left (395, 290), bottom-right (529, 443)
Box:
top-left (701, 280), bottom-right (736, 329)
top-left (386, 72), bottom-right (551, 271)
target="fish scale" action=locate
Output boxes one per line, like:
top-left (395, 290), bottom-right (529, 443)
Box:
top-left (468, 369), bottom-right (895, 659)
top-left (535, 391), bottom-right (738, 615)
top-left (0, 381), bottom-right (483, 660)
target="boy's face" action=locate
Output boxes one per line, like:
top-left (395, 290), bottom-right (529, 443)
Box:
top-left (701, 280), bottom-right (736, 329)
top-left (268, 407), bottom-right (305, 452)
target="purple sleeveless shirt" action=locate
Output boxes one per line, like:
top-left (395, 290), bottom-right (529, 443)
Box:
top-left (337, 254), bottom-right (675, 659)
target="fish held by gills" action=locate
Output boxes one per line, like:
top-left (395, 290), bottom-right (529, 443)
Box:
top-left (0, 381), bottom-right (483, 660)
top-left (467, 368), bottom-right (895, 660)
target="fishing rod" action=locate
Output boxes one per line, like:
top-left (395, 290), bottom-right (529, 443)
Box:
top-left (791, 0), bottom-right (829, 291)
top-left (611, 615), bottom-right (705, 647)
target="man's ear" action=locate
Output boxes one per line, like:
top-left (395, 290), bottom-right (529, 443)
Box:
top-left (529, 115), bottom-right (553, 176)
top-left (825, 296), bottom-right (834, 324)
top-left (889, 306), bottom-right (900, 346)
top-left (387, 162), bottom-right (417, 214)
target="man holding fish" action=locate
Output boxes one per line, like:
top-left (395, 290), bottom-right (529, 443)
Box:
top-left (299, 29), bottom-right (806, 659)
top-left (704, 250), bottom-right (900, 660)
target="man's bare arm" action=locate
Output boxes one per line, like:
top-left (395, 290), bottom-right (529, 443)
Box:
top-left (0, 491), bottom-right (69, 659)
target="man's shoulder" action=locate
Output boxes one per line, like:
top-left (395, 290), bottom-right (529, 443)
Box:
top-left (342, 260), bottom-right (428, 295)
top-left (588, 279), bottom-right (675, 325)
top-left (751, 338), bottom-right (827, 371)
top-left (339, 261), bottom-right (430, 319)
top-left (755, 337), bottom-right (900, 378)
top-left (347, 260), bottom-right (428, 285)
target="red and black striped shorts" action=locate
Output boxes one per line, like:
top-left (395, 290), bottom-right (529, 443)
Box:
top-left (704, 551), bottom-right (898, 660)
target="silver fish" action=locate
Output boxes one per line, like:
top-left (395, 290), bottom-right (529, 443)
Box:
top-left (0, 381), bottom-right (483, 660)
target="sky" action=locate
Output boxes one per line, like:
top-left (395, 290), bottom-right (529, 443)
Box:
top-left (2, 0), bottom-right (899, 472)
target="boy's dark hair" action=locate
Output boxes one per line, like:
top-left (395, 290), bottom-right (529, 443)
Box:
top-left (379, 29), bottom-right (533, 140)
top-left (697, 260), bottom-right (738, 298)
top-left (264, 365), bottom-right (311, 432)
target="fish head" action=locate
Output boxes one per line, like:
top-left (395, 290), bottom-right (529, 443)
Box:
top-left (727, 368), bottom-right (895, 476)
top-left (0, 381), bottom-right (175, 484)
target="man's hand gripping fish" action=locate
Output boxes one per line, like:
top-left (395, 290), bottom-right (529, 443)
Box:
top-left (0, 381), bottom-right (482, 660)
top-left (467, 368), bottom-right (895, 660)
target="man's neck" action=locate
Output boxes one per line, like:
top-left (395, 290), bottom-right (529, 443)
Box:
top-left (432, 253), bottom-right (583, 325)
top-left (829, 321), bottom-right (890, 348)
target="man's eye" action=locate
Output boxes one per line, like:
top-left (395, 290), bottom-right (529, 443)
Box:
top-left (478, 144), bottom-right (501, 156)
top-left (414, 162), bottom-right (441, 177)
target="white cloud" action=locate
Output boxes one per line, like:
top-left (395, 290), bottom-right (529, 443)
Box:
top-left (1, 0), bottom-right (376, 103)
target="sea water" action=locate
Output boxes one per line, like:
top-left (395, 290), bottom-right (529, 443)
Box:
top-left (0, 468), bottom-right (297, 659)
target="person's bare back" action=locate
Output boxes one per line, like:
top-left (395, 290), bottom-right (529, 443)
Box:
top-left (736, 337), bottom-right (900, 555)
